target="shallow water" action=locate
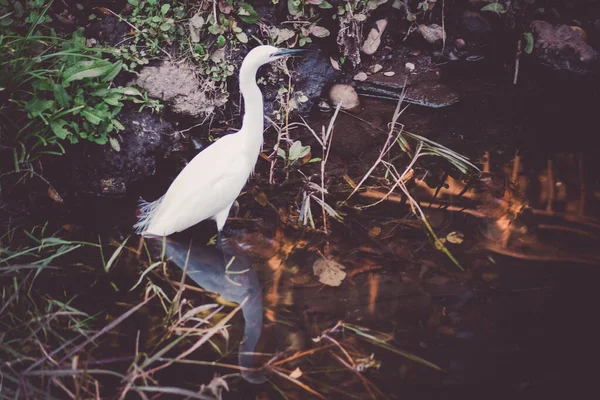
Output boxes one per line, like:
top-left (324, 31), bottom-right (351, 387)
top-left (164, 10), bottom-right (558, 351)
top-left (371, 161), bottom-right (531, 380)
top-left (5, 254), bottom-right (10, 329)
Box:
top-left (3, 57), bottom-right (600, 399)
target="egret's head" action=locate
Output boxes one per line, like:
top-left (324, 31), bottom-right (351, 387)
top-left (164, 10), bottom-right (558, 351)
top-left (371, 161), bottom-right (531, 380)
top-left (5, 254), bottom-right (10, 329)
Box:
top-left (242, 45), bottom-right (306, 70)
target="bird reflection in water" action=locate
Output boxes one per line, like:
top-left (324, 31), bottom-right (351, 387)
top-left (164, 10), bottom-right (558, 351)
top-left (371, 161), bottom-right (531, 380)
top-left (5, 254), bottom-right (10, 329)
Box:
top-left (160, 238), bottom-right (267, 383)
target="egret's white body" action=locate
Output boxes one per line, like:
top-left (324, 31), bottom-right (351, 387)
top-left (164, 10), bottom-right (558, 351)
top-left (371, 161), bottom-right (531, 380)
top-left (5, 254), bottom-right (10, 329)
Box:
top-left (134, 45), bottom-right (300, 237)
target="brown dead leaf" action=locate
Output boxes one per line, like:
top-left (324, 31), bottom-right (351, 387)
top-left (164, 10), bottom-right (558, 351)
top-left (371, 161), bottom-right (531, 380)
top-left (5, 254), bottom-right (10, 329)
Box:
top-left (313, 258), bottom-right (346, 287)
top-left (300, 151), bottom-right (312, 164)
top-left (342, 174), bottom-right (357, 189)
top-left (254, 191), bottom-right (269, 207)
top-left (48, 187), bottom-right (64, 204)
top-left (446, 231), bottom-right (464, 244)
top-left (368, 226), bottom-right (381, 237)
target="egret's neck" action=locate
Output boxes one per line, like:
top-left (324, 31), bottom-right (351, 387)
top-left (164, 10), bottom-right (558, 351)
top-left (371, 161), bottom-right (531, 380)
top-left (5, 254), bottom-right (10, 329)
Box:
top-left (239, 63), bottom-right (264, 148)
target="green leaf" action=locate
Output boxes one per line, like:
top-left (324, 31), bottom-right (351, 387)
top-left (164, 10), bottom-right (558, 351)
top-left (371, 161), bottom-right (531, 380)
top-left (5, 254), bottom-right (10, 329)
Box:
top-left (288, 0), bottom-right (302, 16)
top-left (161, 4), bottom-right (171, 14)
top-left (91, 88), bottom-right (110, 97)
top-left (111, 119), bottom-right (125, 131)
top-left (366, 0), bottom-right (388, 11)
top-left (277, 148), bottom-right (287, 159)
top-left (289, 141), bottom-right (311, 161)
top-left (50, 119), bottom-right (72, 139)
top-left (62, 60), bottom-right (113, 86)
top-left (217, 34), bottom-right (226, 47)
top-left (523, 32), bottom-right (534, 54)
top-left (102, 61), bottom-right (123, 82)
top-left (92, 136), bottom-right (108, 145)
top-left (103, 94), bottom-right (123, 106)
top-left (481, 3), bottom-right (506, 13)
top-left (33, 80), bottom-right (53, 91)
top-left (52, 84), bottom-right (71, 108)
top-left (236, 32), bottom-right (248, 43)
top-left (81, 108), bottom-right (103, 125)
top-left (160, 22), bottom-right (172, 31)
top-left (25, 98), bottom-right (54, 114)
top-left (319, 1), bottom-right (333, 9)
top-left (1, 17), bottom-right (14, 27)
top-left (111, 87), bottom-right (143, 96)
top-left (127, 0), bottom-right (139, 6)
top-left (109, 137), bottom-right (121, 152)
top-left (238, 2), bottom-right (260, 24)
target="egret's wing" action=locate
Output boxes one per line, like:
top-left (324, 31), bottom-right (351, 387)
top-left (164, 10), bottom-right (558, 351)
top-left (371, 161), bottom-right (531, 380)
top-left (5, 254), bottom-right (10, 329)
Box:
top-left (145, 135), bottom-right (252, 235)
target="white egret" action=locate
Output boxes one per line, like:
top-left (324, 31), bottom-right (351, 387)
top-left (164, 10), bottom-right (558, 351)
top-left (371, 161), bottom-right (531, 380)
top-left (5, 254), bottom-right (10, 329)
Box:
top-left (134, 45), bottom-right (303, 238)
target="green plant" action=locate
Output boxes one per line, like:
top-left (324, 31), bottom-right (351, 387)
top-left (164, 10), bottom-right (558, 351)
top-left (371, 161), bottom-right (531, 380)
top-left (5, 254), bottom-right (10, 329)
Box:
top-left (122, 0), bottom-right (186, 69)
top-left (288, 0), bottom-right (333, 17)
top-left (481, 1), bottom-right (508, 14)
top-left (0, 3), bottom-right (161, 168)
top-left (277, 139), bottom-right (312, 166)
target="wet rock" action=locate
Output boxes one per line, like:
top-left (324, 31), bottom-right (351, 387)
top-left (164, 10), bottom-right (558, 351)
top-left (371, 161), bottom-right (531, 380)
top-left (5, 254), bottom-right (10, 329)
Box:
top-left (72, 108), bottom-right (175, 196)
top-left (362, 19), bottom-right (387, 55)
top-left (328, 84), bottom-right (360, 110)
top-left (274, 49), bottom-right (339, 116)
top-left (418, 24), bottom-right (445, 44)
top-left (370, 63), bottom-right (383, 73)
top-left (530, 20), bottom-right (600, 74)
top-left (355, 65), bottom-right (459, 108)
top-left (459, 10), bottom-right (492, 42)
top-left (136, 61), bottom-right (228, 119)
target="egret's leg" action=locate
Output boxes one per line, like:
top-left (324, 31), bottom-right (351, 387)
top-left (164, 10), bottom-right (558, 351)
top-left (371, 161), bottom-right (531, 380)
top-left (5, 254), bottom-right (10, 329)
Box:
top-left (216, 230), bottom-right (223, 248)
top-left (213, 201), bottom-right (235, 248)
top-left (214, 201), bottom-right (235, 232)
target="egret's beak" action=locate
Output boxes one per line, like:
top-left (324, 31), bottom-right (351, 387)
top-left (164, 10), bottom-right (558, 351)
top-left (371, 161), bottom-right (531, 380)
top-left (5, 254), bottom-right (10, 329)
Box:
top-left (273, 48), bottom-right (307, 57)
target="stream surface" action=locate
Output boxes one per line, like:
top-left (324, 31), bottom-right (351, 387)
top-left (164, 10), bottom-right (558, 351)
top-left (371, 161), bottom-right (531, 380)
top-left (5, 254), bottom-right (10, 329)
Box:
top-left (138, 59), bottom-right (600, 398)
top-left (3, 57), bottom-right (600, 399)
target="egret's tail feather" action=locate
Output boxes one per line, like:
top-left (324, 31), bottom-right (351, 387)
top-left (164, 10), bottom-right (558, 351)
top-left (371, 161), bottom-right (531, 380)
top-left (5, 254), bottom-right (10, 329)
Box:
top-left (134, 196), bottom-right (164, 235)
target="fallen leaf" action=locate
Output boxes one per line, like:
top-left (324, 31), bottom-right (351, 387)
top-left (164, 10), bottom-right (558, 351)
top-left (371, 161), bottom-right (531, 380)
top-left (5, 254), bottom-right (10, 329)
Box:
top-left (368, 226), bottom-right (381, 237)
top-left (329, 56), bottom-right (341, 70)
top-left (343, 174), bottom-right (357, 188)
top-left (313, 258), bottom-right (346, 286)
top-left (47, 187), bottom-right (64, 204)
top-left (446, 231), bottom-right (464, 244)
top-left (289, 367), bottom-right (303, 379)
top-left (254, 191), bottom-right (269, 207)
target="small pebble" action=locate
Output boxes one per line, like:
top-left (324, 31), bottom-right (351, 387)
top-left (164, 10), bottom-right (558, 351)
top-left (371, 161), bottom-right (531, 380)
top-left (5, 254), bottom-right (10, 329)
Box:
top-left (383, 71), bottom-right (395, 77)
top-left (405, 62), bottom-right (415, 72)
top-left (362, 19), bottom-right (388, 55)
top-left (455, 38), bottom-right (466, 49)
top-left (353, 72), bottom-right (368, 81)
top-left (317, 99), bottom-right (331, 112)
top-left (371, 63), bottom-right (383, 73)
top-left (328, 83), bottom-right (360, 109)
